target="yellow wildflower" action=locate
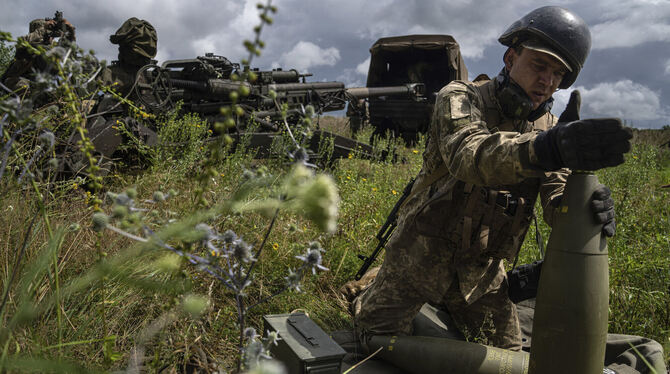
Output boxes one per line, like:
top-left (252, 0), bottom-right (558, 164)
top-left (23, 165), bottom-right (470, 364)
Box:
top-left (272, 243), bottom-right (279, 251)
top-left (392, 190), bottom-right (397, 195)
top-left (412, 149), bottom-right (419, 154)
top-left (348, 153), bottom-right (353, 159)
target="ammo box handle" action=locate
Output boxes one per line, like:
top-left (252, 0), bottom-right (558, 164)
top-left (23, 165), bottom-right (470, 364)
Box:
top-left (287, 317), bottom-right (319, 347)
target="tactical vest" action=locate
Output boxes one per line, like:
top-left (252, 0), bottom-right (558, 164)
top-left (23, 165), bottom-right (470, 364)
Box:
top-left (412, 79), bottom-right (553, 262)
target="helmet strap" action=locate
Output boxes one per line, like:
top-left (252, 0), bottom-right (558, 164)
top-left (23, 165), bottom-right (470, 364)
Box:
top-left (495, 68), bottom-right (553, 122)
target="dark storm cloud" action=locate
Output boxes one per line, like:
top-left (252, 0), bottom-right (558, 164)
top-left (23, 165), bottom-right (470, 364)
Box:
top-left (1, 0), bottom-right (668, 127)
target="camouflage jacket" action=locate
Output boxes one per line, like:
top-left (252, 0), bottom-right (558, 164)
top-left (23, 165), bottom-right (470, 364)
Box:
top-left (388, 78), bottom-right (568, 304)
top-left (1, 25), bottom-right (52, 90)
top-left (100, 62), bottom-right (142, 98)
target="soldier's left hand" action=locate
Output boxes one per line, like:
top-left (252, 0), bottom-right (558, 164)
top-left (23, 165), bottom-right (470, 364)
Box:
top-left (591, 184), bottom-right (616, 237)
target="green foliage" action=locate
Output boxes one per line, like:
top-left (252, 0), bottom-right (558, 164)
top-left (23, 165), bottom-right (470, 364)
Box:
top-left (0, 39), bottom-right (13, 77)
top-left (155, 105), bottom-right (211, 168)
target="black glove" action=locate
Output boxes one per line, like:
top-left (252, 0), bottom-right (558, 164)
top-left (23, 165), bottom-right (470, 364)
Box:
top-left (592, 184), bottom-right (616, 237)
top-left (533, 91), bottom-right (633, 171)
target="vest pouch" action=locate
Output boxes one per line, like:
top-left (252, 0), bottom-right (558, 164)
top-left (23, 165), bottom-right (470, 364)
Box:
top-left (413, 182), bottom-right (467, 242)
top-left (454, 187), bottom-right (530, 262)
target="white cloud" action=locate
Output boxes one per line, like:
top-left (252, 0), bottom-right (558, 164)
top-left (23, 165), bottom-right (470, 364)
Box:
top-left (276, 41), bottom-right (340, 72)
top-left (665, 59), bottom-right (670, 76)
top-left (590, 1), bottom-right (670, 49)
top-left (553, 80), bottom-right (664, 121)
top-left (356, 57), bottom-right (370, 76)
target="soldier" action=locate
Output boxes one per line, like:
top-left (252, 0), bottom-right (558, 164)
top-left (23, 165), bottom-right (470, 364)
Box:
top-left (65, 18), bottom-right (158, 177)
top-left (100, 17), bottom-right (158, 97)
top-left (1, 14), bottom-right (76, 95)
top-left (347, 6), bottom-right (664, 373)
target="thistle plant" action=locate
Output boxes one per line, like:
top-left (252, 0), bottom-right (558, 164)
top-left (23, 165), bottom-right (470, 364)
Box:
top-left (0, 27), bottom-right (145, 369)
top-left (93, 153), bottom-right (338, 371)
top-left (1, 2), bottom-right (341, 372)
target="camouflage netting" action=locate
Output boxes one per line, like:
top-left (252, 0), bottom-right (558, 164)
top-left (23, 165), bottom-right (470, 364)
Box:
top-left (110, 17), bottom-right (157, 66)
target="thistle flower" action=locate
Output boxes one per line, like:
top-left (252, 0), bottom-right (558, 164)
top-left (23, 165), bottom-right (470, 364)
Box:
top-left (243, 327), bottom-right (259, 341)
top-left (304, 105), bottom-right (315, 118)
top-left (245, 360), bottom-right (286, 374)
top-left (307, 241), bottom-right (323, 252)
top-left (265, 330), bottom-right (281, 346)
top-left (290, 147), bottom-right (309, 164)
top-left (243, 340), bottom-right (272, 368)
top-left (114, 192), bottom-right (132, 207)
top-left (222, 229), bottom-right (238, 244)
top-left (152, 191), bottom-right (165, 202)
top-left (37, 131), bottom-right (55, 149)
top-left (298, 174), bottom-right (339, 234)
top-left (296, 249), bottom-right (329, 275)
top-left (181, 294), bottom-right (209, 318)
top-left (194, 223), bottom-right (215, 241)
top-left (47, 157), bottom-right (58, 169)
top-left (285, 268), bottom-right (302, 292)
top-left (232, 240), bottom-right (255, 263)
top-left (45, 46), bottom-right (67, 60)
top-left (91, 212), bottom-right (109, 232)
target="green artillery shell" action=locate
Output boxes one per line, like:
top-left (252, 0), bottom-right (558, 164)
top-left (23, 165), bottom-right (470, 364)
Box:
top-left (529, 172), bottom-right (609, 374)
top-left (368, 335), bottom-right (530, 374)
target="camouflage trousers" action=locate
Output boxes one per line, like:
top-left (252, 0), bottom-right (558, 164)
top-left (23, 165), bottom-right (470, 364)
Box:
top-left (353, 236), bottom-right (522, 351)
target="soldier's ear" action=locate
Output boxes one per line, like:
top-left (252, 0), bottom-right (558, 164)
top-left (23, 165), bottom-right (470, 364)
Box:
top-left (503, 48), bottom-right (515, 70)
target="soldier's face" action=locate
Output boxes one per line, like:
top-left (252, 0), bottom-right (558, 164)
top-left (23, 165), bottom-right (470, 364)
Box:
top-left (505, 48), bottom-right (567, 110)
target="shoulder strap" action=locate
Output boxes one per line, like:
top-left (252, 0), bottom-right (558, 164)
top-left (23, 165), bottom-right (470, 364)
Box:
top-left (473, 80), bottom-right (501, 128)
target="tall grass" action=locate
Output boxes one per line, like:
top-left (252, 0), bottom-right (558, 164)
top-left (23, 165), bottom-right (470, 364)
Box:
top-left (1, 6), bottom-right (668, 373)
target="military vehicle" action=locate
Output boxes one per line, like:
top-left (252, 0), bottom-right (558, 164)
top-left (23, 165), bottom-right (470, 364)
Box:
top-left (132, 53), bottom-right (425, 163)
top-left (349, 34), bottom-right (468, 143)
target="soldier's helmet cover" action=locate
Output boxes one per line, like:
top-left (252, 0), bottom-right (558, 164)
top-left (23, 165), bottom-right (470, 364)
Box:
top-left (29, 19), bottom-right (47, 33)
top-left (110, 17), bottom-right (157, 67)
top-left (498, 6), bottom-right (591, 89)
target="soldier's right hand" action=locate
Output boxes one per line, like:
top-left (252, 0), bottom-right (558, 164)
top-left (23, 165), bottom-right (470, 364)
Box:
top-left (533, 92), bottom-right (632, 171)
top-left (533, 118), bottom-right (632, 171)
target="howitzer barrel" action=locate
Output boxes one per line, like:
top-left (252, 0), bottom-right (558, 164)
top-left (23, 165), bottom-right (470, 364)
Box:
top-left (170, 78), bottom-right (251, 97)
top-left (368, 335), bottom-right (529, 374)
top-left (259, 69), bottom-right (304, 84)
top-left (529, 172), bottom-right (608, 374)
top-left (346, 83), bottom-right (425, 100)
top-left (268, 82), bottom-right (345, 92)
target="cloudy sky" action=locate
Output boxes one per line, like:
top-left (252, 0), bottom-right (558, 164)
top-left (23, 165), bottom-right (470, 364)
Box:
top-left (2, 0), bottom-right (669, 128)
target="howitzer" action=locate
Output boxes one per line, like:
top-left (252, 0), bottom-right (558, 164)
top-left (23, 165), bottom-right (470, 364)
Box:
top-left (133, 53), bottom-right (425, 161)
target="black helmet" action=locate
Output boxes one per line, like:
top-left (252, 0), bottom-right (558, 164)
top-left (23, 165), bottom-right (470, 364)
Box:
top-left (499, 6), bottom-right (591, 89)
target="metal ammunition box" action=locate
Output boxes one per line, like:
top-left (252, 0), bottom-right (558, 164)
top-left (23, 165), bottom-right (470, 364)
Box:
top-left (263, 313), bottom-right (346, 374)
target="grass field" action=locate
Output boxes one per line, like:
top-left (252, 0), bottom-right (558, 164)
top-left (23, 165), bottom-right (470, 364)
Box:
top-left (0, 113), bottom-right (668, 372)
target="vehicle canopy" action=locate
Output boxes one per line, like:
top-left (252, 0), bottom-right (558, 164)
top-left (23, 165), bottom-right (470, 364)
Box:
top-left (367, 34), bottom-right (468, 98)
top-left (359, 34), bottom-right (468, 142)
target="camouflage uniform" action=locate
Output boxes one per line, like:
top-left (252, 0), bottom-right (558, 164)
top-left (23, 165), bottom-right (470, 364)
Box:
top-left (354, 77), bottom-right (568, 350)
top-left (65, 18), bottom-right (159, 177)
top-left (1, 19), bottom-right (71, 93)
top-left (100, 17), bottom-right (157, 97)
